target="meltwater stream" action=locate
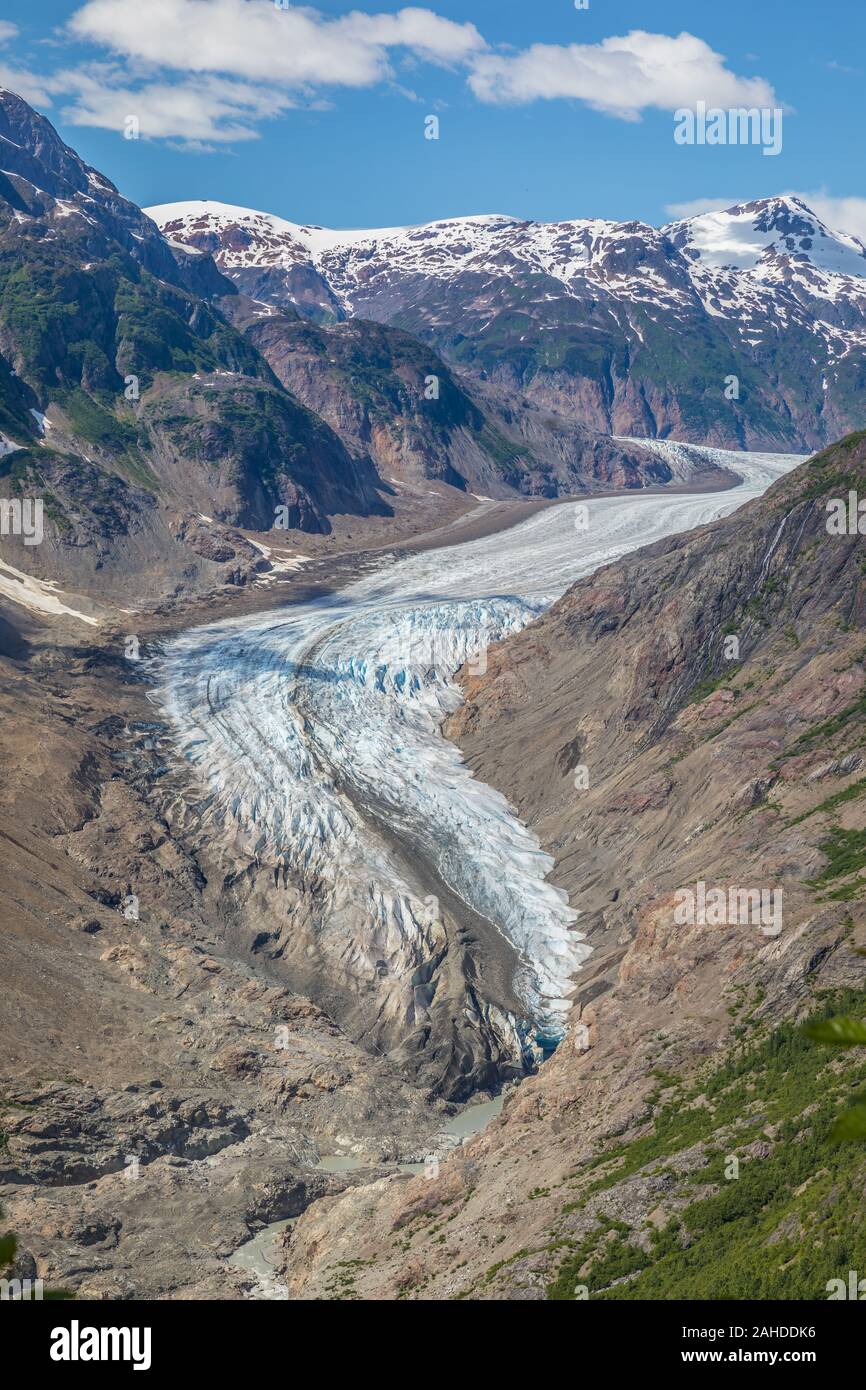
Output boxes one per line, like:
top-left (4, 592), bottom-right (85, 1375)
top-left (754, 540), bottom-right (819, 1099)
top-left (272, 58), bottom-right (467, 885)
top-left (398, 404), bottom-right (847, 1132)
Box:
top-left (157, 443), bottom-right (802, 1043)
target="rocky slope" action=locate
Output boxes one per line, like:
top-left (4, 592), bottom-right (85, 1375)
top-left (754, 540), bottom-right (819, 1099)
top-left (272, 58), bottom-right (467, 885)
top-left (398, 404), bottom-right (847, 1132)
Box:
top-left (153, 197), bottom-right (866, 453)
top-left (280, 433), bottom-right (866, 1300)
top-left (0, 89), bottom-right (391, 610)
top-left (224, 296), bottom-right (675, 498)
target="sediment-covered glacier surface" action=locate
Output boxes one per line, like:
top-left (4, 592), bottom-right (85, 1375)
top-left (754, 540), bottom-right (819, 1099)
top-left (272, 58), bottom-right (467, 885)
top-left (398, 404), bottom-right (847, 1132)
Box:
top-left (156, 444), bottom-right (803, 1042)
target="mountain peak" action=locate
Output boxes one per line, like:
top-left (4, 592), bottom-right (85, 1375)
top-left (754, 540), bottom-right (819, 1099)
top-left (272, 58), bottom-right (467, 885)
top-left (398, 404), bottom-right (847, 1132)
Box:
top-left (0, 90), bottom-right (245, 300)
top-left (663, 196), bottom-right (866, 275)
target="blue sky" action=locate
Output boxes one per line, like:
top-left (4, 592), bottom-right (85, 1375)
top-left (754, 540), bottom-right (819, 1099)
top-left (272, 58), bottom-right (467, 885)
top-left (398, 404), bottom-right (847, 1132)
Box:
top-left (0, 0), bottom-right (863, 235)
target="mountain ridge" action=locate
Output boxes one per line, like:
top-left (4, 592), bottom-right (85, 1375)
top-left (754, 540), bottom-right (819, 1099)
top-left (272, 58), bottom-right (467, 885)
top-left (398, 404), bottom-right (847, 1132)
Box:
top-left (0, 89), bottom-right (394, 609)
top-left (0, 88), bottom-right (701, 616)
top-left (153, 195), bottom-right (866, 452)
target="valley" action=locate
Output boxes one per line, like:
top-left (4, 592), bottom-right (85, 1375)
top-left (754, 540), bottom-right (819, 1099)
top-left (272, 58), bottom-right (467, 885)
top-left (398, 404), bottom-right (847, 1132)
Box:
top-left (153, 195), bottom-right (866, 452)
top-left (0, 439), bottom-right (804, 1298)
top-left (156, 441), bottom-right (802, 1095)
top-left (280, 430), bottom-right (866, 1301)
top-left (1, 65), bottom-right (865, 1313)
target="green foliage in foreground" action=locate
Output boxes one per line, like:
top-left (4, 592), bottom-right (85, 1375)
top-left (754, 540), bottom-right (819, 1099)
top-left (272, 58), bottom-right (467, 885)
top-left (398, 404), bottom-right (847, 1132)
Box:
top-left (803, 1014), bottom-right (866, 1140)
top-left (548, 990), bottom-right (866, 1301)
top-left (0, 1230), bottom-right (16, 1268)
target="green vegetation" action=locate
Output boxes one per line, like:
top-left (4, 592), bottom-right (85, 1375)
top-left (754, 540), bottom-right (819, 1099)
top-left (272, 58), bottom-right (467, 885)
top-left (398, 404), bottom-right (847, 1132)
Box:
top-left (473, 421), bottom-right (536, 476)
top-left (807, 826), bottom-right (866, 898)
top-left (799, 433), bottom-right (866, 506)
top-left (113, 268), bottom-right (264, 386)
top-left (546, 990), bottom-right (866, 1300)
top-left (148, 380), bottom-right (336, 498)
top-left (789, 777), bottom-right (866, 827)
top-left (0, 1200), bottom-right (73, 1300)
top-left (783, 689), bottom-right (866, 759)
top-left (321, 1257), bottom-right (378, 1301)
top-left (439, 288), bottom-right (803, 445)
top-left (0, 354), bottom-right (33, 440)
top-left (53, 387), bottom-right (138, 453)
top-left (687, 669), bottom-right (740, 705)
top-left (0, 446), bottom-right (71, 531)
top-left (803, 1014), bottom-right (866, 1140)
top-left (742, 574), bottom-right (785, 621)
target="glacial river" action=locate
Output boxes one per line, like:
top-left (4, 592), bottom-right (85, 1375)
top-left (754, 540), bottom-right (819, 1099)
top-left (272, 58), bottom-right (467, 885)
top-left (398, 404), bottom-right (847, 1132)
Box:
top-left (157, 442), bottom-right (802, 1043)
top-left (227, 1095), bottom-right (507, 1298)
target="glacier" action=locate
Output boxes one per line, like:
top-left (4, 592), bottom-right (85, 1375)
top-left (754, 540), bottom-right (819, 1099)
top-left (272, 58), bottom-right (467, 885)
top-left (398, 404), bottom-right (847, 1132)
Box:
top-left (155, 443), bottom-right (803, 1047)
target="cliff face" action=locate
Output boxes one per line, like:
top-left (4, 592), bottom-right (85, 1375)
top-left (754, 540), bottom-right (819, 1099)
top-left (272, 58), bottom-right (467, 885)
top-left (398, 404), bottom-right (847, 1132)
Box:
top-left (224, 298), bottom-right (683, 500)
top-left (281, 434), bottom-right (866, 1300)
top-left (0, 91), bottom-right (391, 608)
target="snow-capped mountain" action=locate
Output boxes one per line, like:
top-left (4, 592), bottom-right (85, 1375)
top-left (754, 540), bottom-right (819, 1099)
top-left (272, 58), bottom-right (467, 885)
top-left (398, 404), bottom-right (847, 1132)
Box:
top-left (149, 196), bottom-right (866, 450)
top-left (149, 195), bottom-right (866, 313)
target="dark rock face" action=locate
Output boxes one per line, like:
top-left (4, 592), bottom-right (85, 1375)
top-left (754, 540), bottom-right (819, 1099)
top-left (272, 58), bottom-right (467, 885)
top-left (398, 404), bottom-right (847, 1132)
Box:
top-left (0, 1084), bottom-right (251, 1186)
top-left (0, 90), bottom-right (199, 288)
top-left (229, 263), bottom-right (345, 325)
top-left (139, 373), bottom-right (389, 534)
top-left (0, 91), bottom-right (395, 601)
top-left (224, 297), bottom-right (688, 499)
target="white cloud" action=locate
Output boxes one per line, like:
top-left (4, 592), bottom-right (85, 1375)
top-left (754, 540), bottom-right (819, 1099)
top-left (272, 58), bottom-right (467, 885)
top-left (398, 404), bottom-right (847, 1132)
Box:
top-left (0, 8), bottom-right (785, 150)
top-left (68, 0), bottom-right (484, 88)
top-left (664, 198), bottom-right (741, 219)
top-left (56, 67), bottom-right (296, 144)
top-left (335, 6), bottom-right (486, 66)
top-left (0, 22), bottom-right (51, 103)
top-left (467, 29), bottom-right (778, 120)
top-left (786, 191), bottom-right (866, 244)
top-left (46, 0), bottom-right (486, 145)
top-left (0, 63), bottom-right (59, 107)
